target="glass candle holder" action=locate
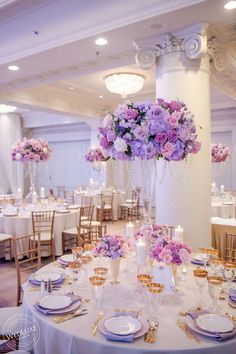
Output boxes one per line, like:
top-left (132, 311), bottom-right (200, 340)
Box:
top-left (207, 276), bottom-right (223, 313)
top-left (89, 276), bottom-right (105, 309)
top-left (193, 269), bottom-right (208, 306)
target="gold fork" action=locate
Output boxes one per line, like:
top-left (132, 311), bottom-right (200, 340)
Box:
top-left (91, 311), bottom-right (104, 336)
top-left (53, 309), bottom-right (88, 323)
top-left (177, 319), bottom-right (201, 344)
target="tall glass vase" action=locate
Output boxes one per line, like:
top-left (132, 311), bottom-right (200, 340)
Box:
top-left (25, 162), bottom-right (38, 204)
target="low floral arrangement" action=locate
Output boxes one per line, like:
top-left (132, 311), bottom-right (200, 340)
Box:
top-left (93, 234), bottom-right (130, 259)
top-left (211, 143), bottom-right (230, 163)
top-left (151, 237), bottom-right (192, 265)
top-left (11, 137), bottom-right (51, 162)
top-left (84, 147), bottom-right (106, 162)
top-left (135, 223), bottom-right (169, 240)
top-left (99, 99), bottom-right (201, 161)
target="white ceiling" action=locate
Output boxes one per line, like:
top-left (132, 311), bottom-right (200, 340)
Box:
top-left (0, 0), bottom-right (235, 121)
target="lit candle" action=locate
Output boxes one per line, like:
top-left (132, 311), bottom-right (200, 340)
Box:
top-left (32, 191), bottom-right (38, 204)
top-left (125, 222), bottom-right (134, 238)
top-left (174, 225), bottom-right (184, 241)
top-left (40, 187), bottom-right (45, 198)
top-left (220, 185), bottom-right (224, 193)
top-left (136, 238), bottom-right (146, 266)
top-left (17, 188), bottom-right (22, 198)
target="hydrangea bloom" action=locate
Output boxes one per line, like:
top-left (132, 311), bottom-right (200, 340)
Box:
top-left (98, 99), bottom-right (201, 161)
top-left (211, 143), bottom-right (230, 163)
top-left (151, 237), bottom-right (192, 265)
top-left (84, 147), bottom-right (106, 162)
top-left (11, 137), bottom-right (51, 162)
top-left (93, 234), bottom-right (130, 259)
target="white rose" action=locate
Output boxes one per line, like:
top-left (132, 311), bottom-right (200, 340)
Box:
top-left (102, 114), bottom-right (113, 128)
top-left (114, 137), bottom-right (127, 152)
top-left (15, 153), bottom-right (22, 160)
top-left (42, 147), bottom-right (48, 154)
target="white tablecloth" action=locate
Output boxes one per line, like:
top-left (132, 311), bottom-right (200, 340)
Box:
top-left (0, 210), bottom-right (79, 256)
top-left (22, 260), bottom-right (236, 354)
top-left (74, 192), bottom-right (123, 221)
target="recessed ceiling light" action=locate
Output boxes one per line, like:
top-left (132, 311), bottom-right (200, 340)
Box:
top-left (95, 37), bottom-right (108, 46)
top-left (0, 104), bottom-right (17, 113)
top-left (99, 95), bottom-right (103, 98)
top-left (69, 87), bottom-right (74, 90)
top-left (8, 65), bottom-right (19, 71)
top-left (224, 1), bottom-right (236, 9)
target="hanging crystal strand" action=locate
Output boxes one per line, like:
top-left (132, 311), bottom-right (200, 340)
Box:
top-left (155, 159), bottom-right (167, 185)
top-left (140, 160), bottom-right (153, 238)
top-left (168, 157), bottom-right (192, 182)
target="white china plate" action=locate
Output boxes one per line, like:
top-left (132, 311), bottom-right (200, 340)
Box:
top-left (99, 316), bottom-right (148, 338)
top-left (193, 254), bottom-right (203, 261)
top-left (196, 314), bottom-right (234, 333)
top-left (40, 295), bottom-right (72, 310)
top-left (34, 271), bottom-right (62, 282)
top-left (60, 254), bottom-right (74, 263)
top-left (104, 316), bottom-right (142, 335)
top-left (56, 209), bottom-right (70, 214)
top-left (3, 213), bottom-right (18, 217)
top-left (67, 205), bottom-right (80, 209)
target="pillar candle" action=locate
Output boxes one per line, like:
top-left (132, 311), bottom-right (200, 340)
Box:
top-left (174, 225), bottom-right (184, 241)
top-left (17, 188), bottom-right (22, 198)
top-left (125, 222), bottom-right (134, 238)
top-left (32, 191), bottom-right (38, 204)
top-left (136, 238), bottom-right (146, 266)
top-left (40, 187), bottom-right (45, 198)
top-left (220, 185), bottom-right (224, 193)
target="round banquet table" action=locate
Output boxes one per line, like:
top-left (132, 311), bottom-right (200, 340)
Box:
top-left (22, 258), bottom-right (236, 354)
top-left (0, 210), bottom-right (79, 256)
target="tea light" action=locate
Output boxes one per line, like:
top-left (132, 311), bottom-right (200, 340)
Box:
top-left (136, 238), bottom-right (146, 266)
top-left (220, 185), bottom-right (224, 193)
top-left (40, 187), bottom-right (45, 198)
top-left (174, 225), bottom-right (183, 241)
top-left (125, 222), bottom-right (134, 238)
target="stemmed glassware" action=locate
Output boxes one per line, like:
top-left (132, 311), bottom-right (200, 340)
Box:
top-left (69, 261), bottom-right (82, 291)
top-left (193, 269), bottom-right (208, 306)
top-left (147, 282), bottom-right (164, 322)
top-left (94, 267), bottom-right (108, 280)
top-left (207, 276), bottom-right (223, 313)
top-left (223, 262), bottom-right (236, 293)
top-left (89, 276), bottom-right (106, 309)
top-left (72, 247), bottom-right (84, 261)
top-left (137, 274), bottom-right (153, 306)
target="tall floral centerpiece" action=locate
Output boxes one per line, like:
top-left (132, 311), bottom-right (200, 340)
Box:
top-left (11, 137), bottom-right (52, 200)
top-left (93, 234), bottom-right (130, 284)
top-left (84, 147), bottom-right (107, 172)
top-left (99, 99), bottom-right (201, 228)
top-left (211, 143), bottom-right (230, 163)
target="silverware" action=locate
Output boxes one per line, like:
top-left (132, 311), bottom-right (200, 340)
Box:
top-left (91, 311), bottom-right (104, 336)
top-left (177, 319), bottom-right (201, 344)
top-left (178, 306), bottom-right (202, 317)
top-left (144, 321), bottom-right (158, 343)
top-left (53, 309), bottom-right (88, 323)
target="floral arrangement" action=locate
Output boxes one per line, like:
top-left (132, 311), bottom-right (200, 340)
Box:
top-left (93, 234), bottom-right (130, 259)
top-left (135, 223), bottom-right (169, 240)
top-left (11, 137), bottom-right (51, 162)
top-left (151, 237), bottom-right (192, 265)
top-left (84, 147), bottom-right (106, 162)
top-left (99, 99), bottom-right (201, 161)
top-left (211, 143), bottom-right (230, 163)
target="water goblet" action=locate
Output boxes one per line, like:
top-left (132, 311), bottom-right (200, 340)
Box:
top-left (147, 282), bottom-right (164, 322)
top-left (89, 276), bottom-right (105, 310)
top-left (199, 248), bottom-right (210, 270)
top-left (137, 274), bottom-right (153, 305)
top-left (69, 261), bottom-right (82, 290)
top-left (94, 267), bottom-right (108, 280)
top-left (208, 258), bottom-right (224, 276)
top-left (207, 276), bottom-right (223, 313)
top-left (72, 246), bottom-right (83, 261)
top-left (193, 269), bottom-right (208, 306)
top-left (223, 262), bottom-right (236, 293)
top-left (80, 255), bottom-right (93, 279)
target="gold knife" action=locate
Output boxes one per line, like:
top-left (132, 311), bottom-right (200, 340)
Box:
top-left (91, 312), bottom-right (104, 336)
top-left (54, 309), bottom-right (88, 323)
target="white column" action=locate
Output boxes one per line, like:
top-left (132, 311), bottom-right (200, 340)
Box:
top-left (135, 26), bottom-right (212, 249)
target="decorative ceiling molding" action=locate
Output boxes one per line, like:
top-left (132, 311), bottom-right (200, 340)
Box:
top-left (0, 49), bottom-right (135, 94)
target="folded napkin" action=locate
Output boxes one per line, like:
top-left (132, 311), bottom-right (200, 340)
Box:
top-left (229, 288), bottom-right (236, 302)
top-left (191, 259), bottom-right (208, 266)
top-left (187, 310), bottom-right (236, 341)
top-left (34, 293), bottom-right (81, 315)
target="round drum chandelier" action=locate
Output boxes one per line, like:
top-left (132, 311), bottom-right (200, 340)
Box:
top-left (104, 73), bottom-right (145, 98)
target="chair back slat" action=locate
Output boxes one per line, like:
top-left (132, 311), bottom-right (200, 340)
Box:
top-left (57, 185), bottom-right (66, 198)
top-left (31, 211), bottom-right (55, 238)
top-left (65, 191), bottom-right (75, 204)
top-left (79, 205), bottom-right (94, 225)
top-left (224, 232), bottom-right (236, 262)
top-left (81, 195), bottom-right (92, 206)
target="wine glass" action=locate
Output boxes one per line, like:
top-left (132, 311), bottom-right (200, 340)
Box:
top-left (193, 269), bottom-right (208, 306)
top-left (137, 274), bottom-right (153, 306)
top-left (208, 258), bottom-right (224, 276)
top-left (69, 261), bottom-right (82, 292)
top-left (72, 246), bottom-right (83, 261)
top-left (147, 282), bottom-right (164, 322)
top-left (199, 248), bottom-right (210, 270)
top-left (89, 276), bottom-right (105, 309)
top-left (223, 262), bottom-right (236, 293)
top-left (207, 276), bottom-right (223, 313)
top-left (94, 267), bottom-right (108, 280)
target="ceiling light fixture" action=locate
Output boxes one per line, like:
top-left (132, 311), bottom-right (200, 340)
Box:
top-left (104, 73), bottom-right (145, 98)
top-left (8, 65), bottom-right (19, 71)
top-left (99, 95), bottom-right (103, 98)
top-left (0, 104), bottom-right (17, 113)
top-left (224, 1), bottom-right (236, 9)
top-left (95, 37), bottom-right (108, 46)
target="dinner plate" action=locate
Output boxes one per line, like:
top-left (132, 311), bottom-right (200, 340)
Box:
top-left (40, 295), bottom-right (72, 310)
top-left (34, 271), bottom-right (62, 282)
top-left (194, 253), bottom-right (204, 261)
top-left (104, 316), bottom-right (142, 335)
top-left (56, 209), bottom-right (70, 214)
top-left (67, 205), bottom-right (80, 209)
top-left (99, 316), bottom-right (148, 338)
top-left (196, 314), bottom-right (234, 333)
top-left (60, 254), bottom-right (74, 263)
top-left (3, 213), bottom-right (18, 217)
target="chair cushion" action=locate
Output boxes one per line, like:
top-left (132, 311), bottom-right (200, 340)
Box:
top-left (91, 221), bottom-right (102, 226)
top-left (62, 227), bottom-right (77, 235)
top-left (31, 232), bottom-right (54, 241)
top-left (96, 205), bottom-right (112, 209)
top-left (81, 216), bottom-right (88, 221)
top-left (0, 233), bottom-right (12, 242)
top-left (121, 203), bottom-right (137, 208)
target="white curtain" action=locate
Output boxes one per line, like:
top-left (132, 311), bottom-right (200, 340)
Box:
top-left (0, 113), bottom-right (23, 194)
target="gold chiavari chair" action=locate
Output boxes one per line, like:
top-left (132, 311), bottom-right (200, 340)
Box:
top-left (77, 224), bottom-right (107, 247)
top-left (81, 195), bottom-right (92, 206)
top-left (65, 190), bottom-right (75, 205)
top-left (0, 233), bottom-right (12, 263)
top-left (96, 192), bottom-right (114, 222)
top-left (224, 232), bottom-right (236, 262)
top-left (121, 187), bottom-right (141, 220)
top-left (31, 211), bottom-right (55, 259)
top-left (57, 185), bottom-right (66, 199)
top-left (61, 205), bottom-right (94, 250)
top-left (49, 188), bottom-right (54, 196)
top-left (12, 233), bottom-right (41, 306)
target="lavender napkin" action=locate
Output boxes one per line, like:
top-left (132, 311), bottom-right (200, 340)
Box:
top-left (191, 259), bottom-right (208, 266)
top-left (187, 310), bottom-right (236, 341)
top-left (229, 288), bottom-right (236, 302)
top-left (34, 293), bottom-right (81, 315)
